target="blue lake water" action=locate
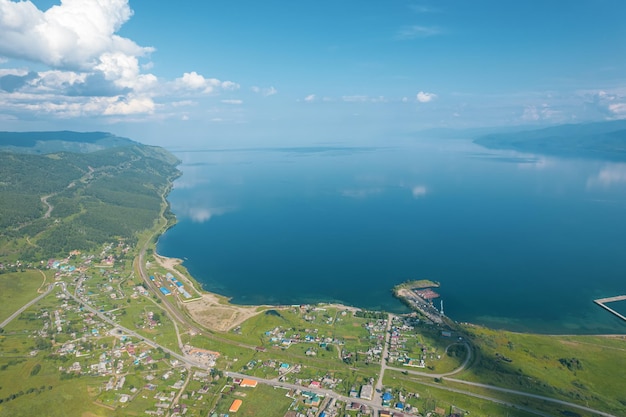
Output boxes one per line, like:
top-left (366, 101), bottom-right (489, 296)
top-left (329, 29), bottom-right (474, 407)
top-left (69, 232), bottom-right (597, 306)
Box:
top-left (157, 138), bottom-right (626, 334)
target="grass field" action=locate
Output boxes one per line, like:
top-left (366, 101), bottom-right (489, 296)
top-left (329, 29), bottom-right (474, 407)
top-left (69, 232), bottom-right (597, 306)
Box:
top-left (456, 325), bottom-right (626, 416)
top-left (0, 270), bottom-right (48, 323)
top-left (0, 356), bottom-right (110, 417)
top-left (213, 383), bottom-right (293, 417)
top-left (384, 370), bottom-right (552, 417)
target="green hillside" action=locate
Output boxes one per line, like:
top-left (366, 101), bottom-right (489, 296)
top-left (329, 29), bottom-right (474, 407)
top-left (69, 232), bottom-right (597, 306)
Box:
top-left (0, 132), bottom-right (180, 262)
top-left (0, 131), bottom-right (137, 154)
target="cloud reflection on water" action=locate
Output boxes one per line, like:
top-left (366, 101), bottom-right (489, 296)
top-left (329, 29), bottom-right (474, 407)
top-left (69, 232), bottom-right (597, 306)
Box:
top-left (587, 163), bottom-right (626, 188)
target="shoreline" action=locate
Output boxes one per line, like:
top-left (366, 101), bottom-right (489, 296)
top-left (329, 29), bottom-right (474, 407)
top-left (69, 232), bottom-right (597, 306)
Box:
top-left (151, 250), bottom-right (626, 336)
top-left (151, 251), bottom-right (272, 332)
top-left (153, 181), bottom-right (626, 337)
top-left (152, 250), bottom-right (361, 325)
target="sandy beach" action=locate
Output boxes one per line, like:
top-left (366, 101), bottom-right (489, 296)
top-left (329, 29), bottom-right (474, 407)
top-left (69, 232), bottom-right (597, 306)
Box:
top-left (152, 253), bottom-right (269, 332)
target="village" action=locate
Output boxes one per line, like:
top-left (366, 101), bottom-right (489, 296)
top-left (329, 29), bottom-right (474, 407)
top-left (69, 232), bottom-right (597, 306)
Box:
top-left (0, 243), bottom-right (469, 417)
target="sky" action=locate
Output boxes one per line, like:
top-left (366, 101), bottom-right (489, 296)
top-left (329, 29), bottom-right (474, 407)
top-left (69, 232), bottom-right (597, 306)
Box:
top-left (0, 0), bottom-right (625, 147)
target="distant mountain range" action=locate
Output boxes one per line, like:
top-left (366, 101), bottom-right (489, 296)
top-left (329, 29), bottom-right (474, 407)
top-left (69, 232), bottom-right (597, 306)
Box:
top-left (0, 131), bottom-right (138, 154)
top-left (474, 120), bottom-right (626, 161)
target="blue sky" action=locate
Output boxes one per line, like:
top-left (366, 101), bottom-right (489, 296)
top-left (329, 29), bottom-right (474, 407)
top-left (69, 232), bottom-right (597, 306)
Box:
top-left (0, 0), bottom-right (625, 147)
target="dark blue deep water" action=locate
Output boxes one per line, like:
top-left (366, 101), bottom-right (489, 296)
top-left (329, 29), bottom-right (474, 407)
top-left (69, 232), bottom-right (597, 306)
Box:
top-left (157, 138), bottom-right (626, 334)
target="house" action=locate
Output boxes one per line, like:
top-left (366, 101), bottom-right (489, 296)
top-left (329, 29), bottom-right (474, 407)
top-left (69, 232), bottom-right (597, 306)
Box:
top-left (360, 384), bottom-right (373, 400)
top-left (240, 378), bottom-right (258, 388)
top-left (229, 399), bottom-right (243, 412)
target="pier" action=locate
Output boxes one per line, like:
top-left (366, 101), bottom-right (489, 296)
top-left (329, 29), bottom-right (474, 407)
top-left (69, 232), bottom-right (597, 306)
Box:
top-left (594, 295), bottom-right (626, 323)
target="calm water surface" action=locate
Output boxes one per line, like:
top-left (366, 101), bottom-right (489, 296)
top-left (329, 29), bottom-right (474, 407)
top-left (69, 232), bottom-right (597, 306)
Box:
top-left (157, 138), bottom-right (626, 334)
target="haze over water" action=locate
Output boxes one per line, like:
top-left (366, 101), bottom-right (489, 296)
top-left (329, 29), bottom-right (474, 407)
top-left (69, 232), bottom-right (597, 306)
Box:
top-left (158, 138), bottom-right (626, 334)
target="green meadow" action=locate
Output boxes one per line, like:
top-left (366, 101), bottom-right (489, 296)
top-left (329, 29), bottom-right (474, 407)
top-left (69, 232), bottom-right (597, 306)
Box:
top-left (456, 325), bottom-right (626, 416)
top-left (0, 270), bottom-right (49, 323)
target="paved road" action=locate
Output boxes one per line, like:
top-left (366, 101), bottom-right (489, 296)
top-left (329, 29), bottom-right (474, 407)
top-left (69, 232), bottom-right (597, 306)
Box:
top-left (225, 371), bottom-right (390, 415)
top-left (0, 283), bottom-right (56, 328)
top-left (405, 378), bottom-right (555, 417)
top-left (441, 377), bottom-right (618, 417)
top-left (375, 313), bottom-right (393, 394)
top-left (61, 284), bottom-right (206, 369)
top-left (386, 341), bottom-right (473, 378)
top-left (1, 279), bottom-right (616, 417)
top-left (136, 249), bottom-right (200, 334)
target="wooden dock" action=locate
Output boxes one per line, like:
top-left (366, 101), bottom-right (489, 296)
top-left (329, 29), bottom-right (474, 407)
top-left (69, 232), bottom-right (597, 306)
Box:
top-left (594, 295), bottom-right (626, 323)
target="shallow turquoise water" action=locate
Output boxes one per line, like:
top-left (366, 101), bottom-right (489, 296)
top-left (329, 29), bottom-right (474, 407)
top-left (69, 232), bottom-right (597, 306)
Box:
top-left (158, 138), bottom-right (626, 334)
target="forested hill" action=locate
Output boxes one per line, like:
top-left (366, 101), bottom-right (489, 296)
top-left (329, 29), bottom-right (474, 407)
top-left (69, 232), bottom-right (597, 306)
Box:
top-left (0, 130), bottom-right (141, 154)
top-left (474, 120), bottom-right (626, 161)
top-left (0, 131), bottom-right (180, 263)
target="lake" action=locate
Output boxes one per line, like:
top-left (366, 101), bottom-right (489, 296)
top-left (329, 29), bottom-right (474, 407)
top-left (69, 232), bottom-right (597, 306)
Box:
top-left (157, 137), bottom-right (626, 334)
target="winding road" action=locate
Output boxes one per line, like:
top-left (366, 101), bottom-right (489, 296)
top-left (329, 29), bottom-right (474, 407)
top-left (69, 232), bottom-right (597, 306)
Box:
top-left (0, 278), bottom-right (618, 417)
top-left (0, 283), bottom-right (56, 329)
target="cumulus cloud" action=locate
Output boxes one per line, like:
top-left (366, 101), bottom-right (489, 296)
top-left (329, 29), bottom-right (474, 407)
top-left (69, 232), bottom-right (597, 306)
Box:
top-left (175, 72), bottom-right (240, 94)
top-left (251, 85), bottom-right (277, 96)
top-left (581, 90), bottom-right (626, 120)
top-left (416, 91), bottom-right (437, 103)
top-left (103, 96), bottom-right (155, 115)
top-left (304, 94), bottom-right (316, 102)
top-left (221, 99), bottom-right (243, 104)
top-left (608, 103), bottom-right (626, 119)
top-left (521, 103), bottom-right (562, 122)
top-left (0, 0), bottom-right (151, 70)
top-left (0, 0), bottom-right (240, 120)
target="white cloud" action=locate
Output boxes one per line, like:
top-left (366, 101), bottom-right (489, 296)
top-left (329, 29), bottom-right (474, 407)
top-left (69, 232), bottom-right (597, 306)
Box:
top-left (251, 85), bottom-right (277, 96)
top-left (396, 25), bottom-right (442, 40)
top-left (0, 0), bottom-right (240, 120)
top-left (175, 71), bottom-right (240, 94)
top-left (608, 103), bottom-right (626, 119)
top-left (416, 91), bottom-right (437, 103)
top-left (304, 94), bottom-right (316, 102)
top-left (580, 89), bottom-right (626, 120)
top-left (103, 96), bottom-right (154, 115)
top-left (412, 185), bottom-right (427, 198)
top-left (521, 103), bottom-right (562, 122)
top-left (0, 0), bottom-right (152, 74)
top-left (221, 81), bottom-right (239, 90)
top-left (221, 99), bottom-right (243, 104)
